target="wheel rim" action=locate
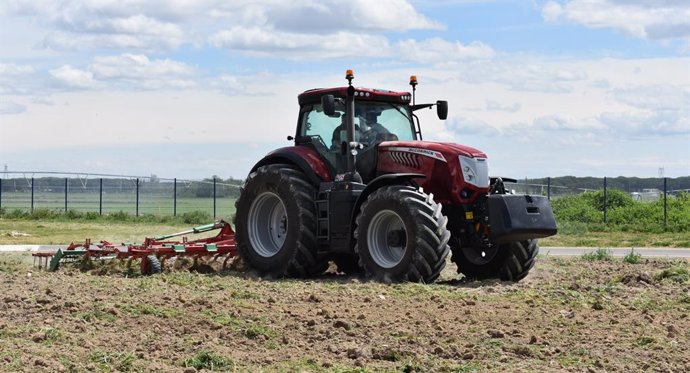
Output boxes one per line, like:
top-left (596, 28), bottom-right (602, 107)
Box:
top-left (367, 210), bottom-right (407, 268)
top-left (248, 192), bottom-right (288, 257)
top-left (462, 245), bottom-right (500, 265)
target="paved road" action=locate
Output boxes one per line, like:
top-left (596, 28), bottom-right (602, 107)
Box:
top-left (541, 247), bottom-right (690, 258)
top-left (1, 245), bottom-right (689, 258)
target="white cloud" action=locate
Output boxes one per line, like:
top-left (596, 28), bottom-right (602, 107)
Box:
top-left (49, 65), bottom-right (96, 88)
top-left (0, 63), bottom-right (36, 94)
top-left (268, 0), bottom-right (443, 32)
top-left (485, 100), bottom-right (521, 112)
top-left (613, 84), bottom-right (690, 111)
top-left (2, 0), bottom-right (441, 53)
top-left (91, 54), bottom-right (195, 79)
top-left (209, 27), bottom-right (392, 59)
top-left (541, 0), bottom-right (690, 41)
top-left (210, 27), bottom-right (490, 63)
top-left (0, 63), bottom-right (34, 75)
top-left (457, 60), bottom-right (588, 93)
top-left (397, 38), bottom-right (494, 63)
top-left (0, 100), bottom-right (26, 115)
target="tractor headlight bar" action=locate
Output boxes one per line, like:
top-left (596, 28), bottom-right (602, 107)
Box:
top-left (459, 155), bottom-right (489, 188)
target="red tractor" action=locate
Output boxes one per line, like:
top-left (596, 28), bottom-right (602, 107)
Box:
top-left (234, 70), bottom-right (557, 283)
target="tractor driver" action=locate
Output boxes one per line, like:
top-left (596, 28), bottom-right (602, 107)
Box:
top-left (330, 113), bottom-right (360, 151)
top-left (360, 109), bottom-right (391, 145)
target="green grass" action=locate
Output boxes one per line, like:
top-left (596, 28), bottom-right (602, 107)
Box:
top-left (623, 250), bottom-right (642, 264)
top-left (540, 229), bottom-right (690, 248)
top-left (89, 350), bottom-right (137, 372)
top-left (0, 191), bottom-right (236, 217)
top-left (655, 267), bottom-right (690, 284)
top-left (182, 350), bottom-right (236, 371)
top-left (581, 248), bottom-right (612, 261)
top-left (2, 189), bottom-right (689, 247)
top-left (117, 304), bottom-right (181, 318)
top-left (551, 190), bottom-right (690, 233)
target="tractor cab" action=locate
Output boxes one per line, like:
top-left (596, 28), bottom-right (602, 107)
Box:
top-left (296, 90), bottom-right (416, 181)
top-left (296, 85), bottom-right (419, 180)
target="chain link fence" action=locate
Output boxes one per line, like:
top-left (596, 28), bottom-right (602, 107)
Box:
top-left (1, 172), bottom-right (687, 227)
top-left (0, 172), bottom-right (242, 220)
top-left (505, 177), bottom-right (689, 227)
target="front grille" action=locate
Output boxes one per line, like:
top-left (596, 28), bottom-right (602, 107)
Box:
top-left (389, 151), bottom-right (421, 169)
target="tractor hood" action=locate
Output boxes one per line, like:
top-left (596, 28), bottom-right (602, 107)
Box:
top-left (375, 140), bottom-right (490, 204)
top-left (378, 140), bottom-right (487, 160)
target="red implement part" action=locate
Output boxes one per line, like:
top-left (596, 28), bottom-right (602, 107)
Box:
top-left (32, 220), bottom-right (237, 274)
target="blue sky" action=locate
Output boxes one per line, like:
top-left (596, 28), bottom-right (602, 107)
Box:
top-left (1, 0), bottom-right (689, 179)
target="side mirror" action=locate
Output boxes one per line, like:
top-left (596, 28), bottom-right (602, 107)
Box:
top-left (321, 94), bottom-right (336, 116)
top-left (436, 100), bottom-right (448, 120)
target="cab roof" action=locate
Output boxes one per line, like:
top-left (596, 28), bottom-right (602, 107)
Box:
top-left (298, 86), bottom-right (412, 106)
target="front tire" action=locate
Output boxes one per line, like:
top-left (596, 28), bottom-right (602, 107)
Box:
top-left (451, 238), bottom-right (539, 281)
top-left (234, 164), bottom-right (322, 278)
top-left (354, 186), bottom-right (450, 283)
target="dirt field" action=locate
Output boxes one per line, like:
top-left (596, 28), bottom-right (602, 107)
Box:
top-left (0, 253), bottom-right (688, 372)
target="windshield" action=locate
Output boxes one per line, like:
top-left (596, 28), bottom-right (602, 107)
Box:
top-left (300, 101), bottom-right (416, 146)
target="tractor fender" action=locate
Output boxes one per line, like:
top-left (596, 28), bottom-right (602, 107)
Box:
top-left (251, 146), bottom-right (333, 186)
top-left (349, 173), bottom-right (426, 233)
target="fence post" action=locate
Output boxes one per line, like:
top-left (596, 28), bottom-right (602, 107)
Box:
top-left (99, 178), bottom-right (103, 215)
top-left (174, 178), bottom-right (177, 217)
top-left (603, 177), bottom-right (607, 225)
top-left (64, 177), bottom-right (68, 213)
top-left (31, 177), bottom-right (34, 213)
top-left (547, 177), bottom-right (551, 201)
top-left (664, 177), bottom-right (667, 227)
top-left (213, 177), bottom-right (217, 220)
top-left (136, 178), bottom-right (140, 217)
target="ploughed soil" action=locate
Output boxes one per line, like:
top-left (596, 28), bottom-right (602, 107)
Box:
top-left (0, 253), bottom-right (688, 373)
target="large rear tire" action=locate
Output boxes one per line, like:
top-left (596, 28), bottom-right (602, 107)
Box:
top-left (234, 164), bottom-right (322, 278)
top-left (450, 237), bottom-right (539, 281)
top-left (354, 186), bottom-right (450, 283)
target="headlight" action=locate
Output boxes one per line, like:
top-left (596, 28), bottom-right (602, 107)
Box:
top-left (459, 155), bottom-right (489, 188)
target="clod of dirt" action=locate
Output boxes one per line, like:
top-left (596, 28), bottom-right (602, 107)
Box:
top-left (31, 333), bottom-right (45, 343)
top-left (592, 301), bottom-right (604, 310)
top-left (346, 347), bottom-right (372, 359)
top-left (509, 346), bottom-right (533, 357)
top-left (372, 346), bottom-right (406, 362)
top-left (488, 329), bottom-right (505, 338)
top-left (189, 263), bottom-right (215, 274)
top-left (666, 324), bottom-right (679, 337)
top-left (560, 310), bottom-right (575, 319)
top-left (333, 320), bottom-right (351, 330)
top-left (308, 294), bottom-right (322, 303)
top-left (621, 273), bottom-right (654, 286)
top-left (529, 335), bottom-right (538, 344)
